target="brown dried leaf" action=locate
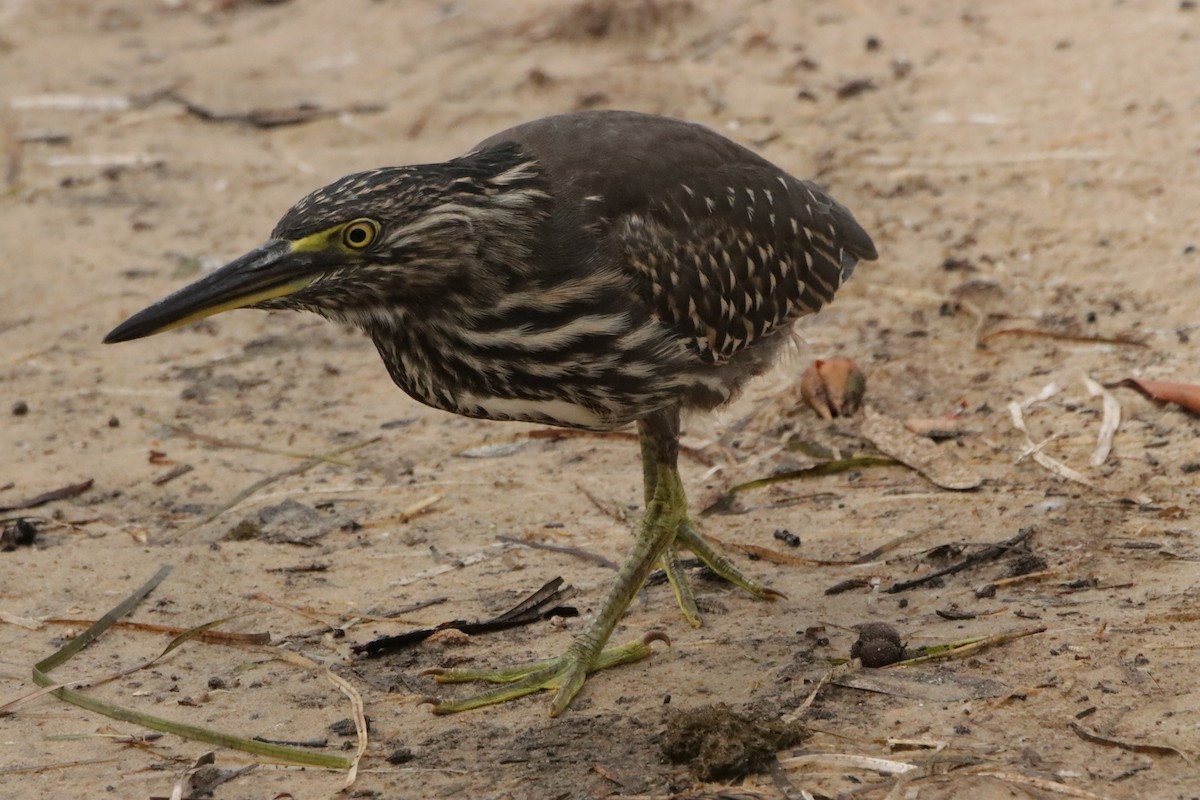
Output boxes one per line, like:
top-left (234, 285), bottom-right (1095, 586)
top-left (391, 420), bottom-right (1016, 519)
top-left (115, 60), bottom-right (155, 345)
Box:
top-left (1111, 378), bottom-right (1200, 415)
top-left (862, 409), bottom-right (982, 490)
top-left (799, 358), bottom-right (866, 419)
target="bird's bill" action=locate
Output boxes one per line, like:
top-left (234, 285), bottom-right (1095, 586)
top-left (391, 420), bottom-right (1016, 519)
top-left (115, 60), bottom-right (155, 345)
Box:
top-left (103, 239), bottom-right (319, 343)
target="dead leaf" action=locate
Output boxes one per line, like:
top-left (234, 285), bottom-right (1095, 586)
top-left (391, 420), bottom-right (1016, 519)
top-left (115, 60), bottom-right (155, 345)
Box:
top-left (799, 358), bottom-right (866, 419)
top-left (834, 667), bottom-right (1010, 702)
top-left (862, 409), bottom-right (982, 490)
top-left (1110, 377), bottom-right (1200, 415)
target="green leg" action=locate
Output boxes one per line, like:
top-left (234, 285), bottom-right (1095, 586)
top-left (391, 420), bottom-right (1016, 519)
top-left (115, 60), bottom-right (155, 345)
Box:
top-left (427, 409), bottom-right (688, 716)
top-left (674, 521), bottom-right (786, 602)
top-left (644, 420), bottom-right (784, 620)
top-left (425, 407), bottom-right (781, 715)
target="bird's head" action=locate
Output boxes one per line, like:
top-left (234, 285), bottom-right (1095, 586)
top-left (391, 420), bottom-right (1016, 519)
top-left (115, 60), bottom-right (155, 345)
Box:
top-left (104, 146), bottom-right (548, 344)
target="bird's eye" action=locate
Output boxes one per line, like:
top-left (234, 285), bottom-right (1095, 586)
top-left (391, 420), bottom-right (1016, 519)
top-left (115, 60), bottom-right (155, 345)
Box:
top-left (342, 219), bottom-right (379, 250)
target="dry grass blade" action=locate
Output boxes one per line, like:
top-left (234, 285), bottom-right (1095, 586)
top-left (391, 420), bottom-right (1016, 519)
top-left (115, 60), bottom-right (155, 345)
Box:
top-left (1069, 720), bottom-right (1194, 765)
top-left (0, 479), bottom-right (94, 512)
top-left (29, 565), bottom-right (352, 770)
top-left (706, 534), bottom-right (860, 567)
top-left (890, 626), bottom-right (1047, 666)
top-left (779, 752), bottom-right (919, 775)
top-left (968, 770), bottom-right (1111, 798)
top-left (0, 756), bottom-right (118, 776)
top-left (165, 436), bottom-right (381, 541)
top-left (170, 751), bottom-right (215, 800)
top-left (274, 649), bottom-right (368, 788)
top-left (703, 455), bottom-right (898, 514)
top-left (979, 326), bottom-right (1147, 348)
top-left (1083, 375), bottom-right (1120, 466)
top-left (861, 409), bottom-right (982, 490)
top-left (1009, 401), bottom-right (1093, 486)
top-left (39, 617), bottom-right (269, 644)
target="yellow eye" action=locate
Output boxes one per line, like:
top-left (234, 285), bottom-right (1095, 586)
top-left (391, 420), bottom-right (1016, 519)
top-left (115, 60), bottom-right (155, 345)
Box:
top-left (342, 219), bottom-right (379, 249)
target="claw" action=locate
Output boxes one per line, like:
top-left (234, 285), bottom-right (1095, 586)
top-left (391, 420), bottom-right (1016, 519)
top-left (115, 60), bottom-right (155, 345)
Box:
top-left (423, 633), bottom-right (664, 715)
top-left (642, 629), bottom-right (671, 647)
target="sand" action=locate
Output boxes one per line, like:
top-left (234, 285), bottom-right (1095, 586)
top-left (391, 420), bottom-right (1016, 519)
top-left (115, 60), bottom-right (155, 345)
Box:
top-left (2, 1), bottom-right (1199, 798)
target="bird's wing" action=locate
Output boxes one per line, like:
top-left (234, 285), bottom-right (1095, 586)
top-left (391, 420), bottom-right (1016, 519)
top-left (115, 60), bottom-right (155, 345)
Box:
top-left (616, 164), bottom-right (876, 364)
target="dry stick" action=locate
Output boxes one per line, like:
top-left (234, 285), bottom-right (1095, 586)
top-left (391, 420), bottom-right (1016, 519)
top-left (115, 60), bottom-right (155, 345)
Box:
top-left (496, 534), bottom-right (619, 570)
top-left (1068, 720), bottom-right (1194, 764)
top-left (164, 437), bottom-right (381, 541)
top-left (854, 524), bottom-right (944, 564)
top-left (39, 617), bottom-right (269, 645)
top-left (528, 427), bottom-right (716, 466)
top-left (968, 771), bottom-right (1110, 799)
top-left (890, 626), bottom-right (1047, 667)
top-left (152, 419), bottom-right (358, 467)
top-left (0, 479), bottom-right (93, 512)
top-left (885, 527), bottom-right (1035, 593)
top-left (577, 483), bottom-right (629, 523)
top-left (151, 464), bottom-right (194, 486)
top-left (0, 757), bottom-right (118, 777)
top-left (978, 327), bottom-right (1147, 348)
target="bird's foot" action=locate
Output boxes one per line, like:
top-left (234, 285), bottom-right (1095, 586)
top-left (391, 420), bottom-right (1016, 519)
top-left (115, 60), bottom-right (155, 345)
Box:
top-left (422, 631), bottom-right (669, 716)
top-left (659, 520), bottom-right (785, 626)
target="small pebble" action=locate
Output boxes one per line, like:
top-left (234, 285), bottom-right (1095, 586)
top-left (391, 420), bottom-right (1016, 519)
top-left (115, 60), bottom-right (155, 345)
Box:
top-left (12, 400), bottom-right (28, 416)
top-left (773, 529), bottom-right (801, 547)
top-left (385, 746), bottom-right (415, 764)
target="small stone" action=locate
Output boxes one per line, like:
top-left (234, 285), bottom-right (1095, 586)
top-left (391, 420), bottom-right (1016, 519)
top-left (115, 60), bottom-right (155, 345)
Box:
top-left (385, 746), bottom-right (415, 765)
top-left (12, 400), bottom-right (28, 416)
top-left (328, 716), bottom-right (370, 736)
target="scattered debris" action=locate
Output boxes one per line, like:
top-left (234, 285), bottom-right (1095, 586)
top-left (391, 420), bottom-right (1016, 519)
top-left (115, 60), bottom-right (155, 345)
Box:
top-left (496, 534), bottom-right (619, 570)
top-left (834, 667), bottom-right (1011, 702)
top-left (835, 77), bottom-right (876, 99)
top-left (0, 518), bottom-right (38, 551)
top-left (903, 415), bottom-right (970, 440)
top-left (886, 527), bottom-right (1037, 593)
top-left (661, 703), bottom-right (807, 781)
top-left (979, 326), bottom-right (1146, 348)
top-left (703, 455), bottom-right (898, 514)
top-left (1110, 377), bottom-right (1200, 415)
top-left (779, 751), bottom-right (919, 777)
top-left (1068, 720), bottom-right (1194, 765)
top-left (851, 622), bottom-right (906, 667)
top-left (891, 626), bottom-right (1046, 667)
top-left (1083, 375), bottom-right (1121, 466)
top-left (167, 437), bottom-right (380, 542)
top-left (862, 409), bottom-right (982, 490)
top-left (354, 577), bottom-right (578, 657)
top-left (0, 479), bottom-right (93, 512)
top-left (1009, 401), bottom-right (1093, 487)
top-left (772, 529), bottom-right (801, 548)
top-left (974, 568), bottom-right (1057, 598)
top-left (151, 463), bottom-right (194, 486)
top-left (456, 441), bottom-right (532, 458)
top-left (799, 358), bottom-right (866, 419)
top-left (170, 92), bottom-right (384, 129)
top-left (824, 577), bottom-right (870, 595)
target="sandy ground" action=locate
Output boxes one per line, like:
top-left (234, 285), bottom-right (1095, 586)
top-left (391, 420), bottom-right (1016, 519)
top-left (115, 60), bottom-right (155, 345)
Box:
top-left (2, 1), bottom-right (1200, 798)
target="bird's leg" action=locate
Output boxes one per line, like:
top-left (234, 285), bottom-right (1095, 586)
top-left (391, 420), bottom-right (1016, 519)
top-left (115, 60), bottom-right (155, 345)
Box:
top-left (650, 425), bottom-right (784, 621)
top-left (641, 413), bottom-right (703, 628)
top-left (426, 409), bottom-right (687, 716)
top-left (673, 521), bottom-right (786, 602)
